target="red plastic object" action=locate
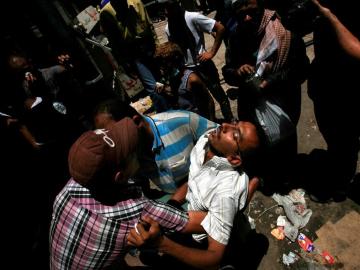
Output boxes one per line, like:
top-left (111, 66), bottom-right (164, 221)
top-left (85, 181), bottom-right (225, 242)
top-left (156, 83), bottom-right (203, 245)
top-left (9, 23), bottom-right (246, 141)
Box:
top-left (297, 233), bottom-right (315, 252)
top-left (322, 251), bottom-right (335, 264)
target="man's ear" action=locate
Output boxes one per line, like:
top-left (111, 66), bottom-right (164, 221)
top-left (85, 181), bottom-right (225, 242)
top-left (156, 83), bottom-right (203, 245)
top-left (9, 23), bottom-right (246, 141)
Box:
top-left (227, 154), bottom-right (242, 167)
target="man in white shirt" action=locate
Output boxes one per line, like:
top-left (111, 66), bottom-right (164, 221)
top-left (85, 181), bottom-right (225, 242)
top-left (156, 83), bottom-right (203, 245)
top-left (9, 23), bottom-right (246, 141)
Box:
top-left (128, 120), bottom-right (261, 269)
top-left (163, 0), bottom-right (234, 121)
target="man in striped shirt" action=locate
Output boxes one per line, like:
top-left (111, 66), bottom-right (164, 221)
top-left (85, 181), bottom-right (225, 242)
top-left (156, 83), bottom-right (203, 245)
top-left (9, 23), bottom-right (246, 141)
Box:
top-left (94, 99), bottom-right (217, 194)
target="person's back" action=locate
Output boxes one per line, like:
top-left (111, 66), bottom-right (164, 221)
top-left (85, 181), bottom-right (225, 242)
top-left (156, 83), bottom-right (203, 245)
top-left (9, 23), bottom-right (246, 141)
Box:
top-left (93, 99), bottom-right (217, 193)
top-left (141, 110), bottom-right (217, 193)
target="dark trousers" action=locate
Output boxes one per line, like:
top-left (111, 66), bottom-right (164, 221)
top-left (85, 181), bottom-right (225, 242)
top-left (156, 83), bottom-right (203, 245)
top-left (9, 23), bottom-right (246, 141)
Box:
top-left (308, 64), bottom-right (360, 192)
top-left (192, 60), bottom-right (233, 121)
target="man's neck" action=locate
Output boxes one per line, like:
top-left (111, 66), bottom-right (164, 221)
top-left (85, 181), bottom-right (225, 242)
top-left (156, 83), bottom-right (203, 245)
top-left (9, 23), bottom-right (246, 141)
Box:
top-left (203, 150), bottom-right (213, 164)
top-left (203, 143), bottom-right (219, 164)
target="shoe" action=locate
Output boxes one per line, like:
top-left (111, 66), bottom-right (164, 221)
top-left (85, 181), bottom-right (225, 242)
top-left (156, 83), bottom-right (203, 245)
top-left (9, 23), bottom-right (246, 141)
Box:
top-left (309, 192), bottom-right (333, 203)
top-left (332, 190), bottom-right (346, 202)
top-left (226, 88), bottom-right (239, 100)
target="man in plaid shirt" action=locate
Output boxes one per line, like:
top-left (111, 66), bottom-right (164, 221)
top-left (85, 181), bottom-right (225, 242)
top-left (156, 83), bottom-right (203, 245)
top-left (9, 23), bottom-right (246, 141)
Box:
top-left (50, 117), bottom-right (204, 269)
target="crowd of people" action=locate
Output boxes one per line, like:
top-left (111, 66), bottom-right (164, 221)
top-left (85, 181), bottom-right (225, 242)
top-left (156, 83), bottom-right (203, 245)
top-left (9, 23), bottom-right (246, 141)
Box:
top-left (1, 0), bottom-right (359, 269)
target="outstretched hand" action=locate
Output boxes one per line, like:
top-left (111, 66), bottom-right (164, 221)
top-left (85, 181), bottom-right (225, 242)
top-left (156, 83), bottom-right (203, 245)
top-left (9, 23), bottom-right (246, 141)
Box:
top-left (127, 216), bottom-right (164, 248)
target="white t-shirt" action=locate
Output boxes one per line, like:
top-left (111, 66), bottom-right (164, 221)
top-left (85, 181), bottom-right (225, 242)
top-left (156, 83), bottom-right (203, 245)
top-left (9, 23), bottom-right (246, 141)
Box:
top-left (186, 131), bottom-right (249, 245)
top-left (165, 11), bottom-right (215, 66)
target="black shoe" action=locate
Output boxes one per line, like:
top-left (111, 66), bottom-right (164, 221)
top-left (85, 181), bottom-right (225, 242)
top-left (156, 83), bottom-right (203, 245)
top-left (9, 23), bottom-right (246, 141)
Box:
top-left (332, 190), bottom-right (347, 202)
top-left (226, 88), bottom-right (238, 100)
top-left (309, 192), bottom-right (333, 203)
top-left (348, 174), bottom-right (360, 204)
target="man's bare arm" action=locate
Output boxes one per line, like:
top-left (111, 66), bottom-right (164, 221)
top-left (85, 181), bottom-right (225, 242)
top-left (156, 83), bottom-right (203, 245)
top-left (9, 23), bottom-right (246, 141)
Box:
top-left (313, 0), bottom-right (360, 60)
top-left (169, 182), bottom-right (188, 204)
top-left (127, 216), bottom-right (225, 270)
top-left (159, 233), bottom-right (225, 270)
top-left (198, 21), bottom-right (225, 62)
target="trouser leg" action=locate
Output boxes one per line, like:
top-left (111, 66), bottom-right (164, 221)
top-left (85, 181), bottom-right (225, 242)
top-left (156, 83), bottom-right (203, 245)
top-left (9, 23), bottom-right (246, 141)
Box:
top-left (135, 60), bottom-right (169, 113)
top-left (196, 61), bottom-right (233, 121)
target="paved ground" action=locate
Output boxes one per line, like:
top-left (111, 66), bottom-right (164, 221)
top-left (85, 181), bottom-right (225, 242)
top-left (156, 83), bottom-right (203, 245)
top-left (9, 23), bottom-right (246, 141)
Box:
top-left (133, 14), bottom-right (360, 270)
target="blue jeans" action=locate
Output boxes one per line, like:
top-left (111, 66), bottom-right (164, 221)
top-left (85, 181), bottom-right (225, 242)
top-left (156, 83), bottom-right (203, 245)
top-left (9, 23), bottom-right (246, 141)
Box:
top-left (135, 60), bottom-right (168, 113)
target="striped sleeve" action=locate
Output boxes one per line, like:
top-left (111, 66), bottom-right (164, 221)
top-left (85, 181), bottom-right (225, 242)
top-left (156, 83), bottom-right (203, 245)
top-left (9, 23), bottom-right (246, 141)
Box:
top-left (188, 111), bottom-right (217, 140)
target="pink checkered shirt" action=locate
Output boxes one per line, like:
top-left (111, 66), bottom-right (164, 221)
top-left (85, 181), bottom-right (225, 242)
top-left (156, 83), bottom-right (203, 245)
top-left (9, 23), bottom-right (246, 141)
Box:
top-left (50, 179), bottom-right (188, 269)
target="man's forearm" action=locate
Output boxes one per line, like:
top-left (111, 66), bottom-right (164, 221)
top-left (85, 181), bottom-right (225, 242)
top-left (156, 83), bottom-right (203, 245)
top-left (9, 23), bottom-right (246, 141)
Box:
top-left (181, 211), bottom-right (207, 234)
top-left (314, 0), bottom-right (360, 60)
top-left (324, 11), bottom-right (360, 60)
top-left (210, 22), bottom-right (225, 56)
top-left (170, 182), bottom-right (188, 204)
top-left (159, 236), bottom-right (223, 270)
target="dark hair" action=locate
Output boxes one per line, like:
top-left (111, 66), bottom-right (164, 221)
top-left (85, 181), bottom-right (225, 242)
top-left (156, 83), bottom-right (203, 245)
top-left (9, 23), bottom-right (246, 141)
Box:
top-left (154, 41), bottom-right (185, 67)
top-left (238, 121), bottom-right (267, 176)
top-left (94, 98), bottom-right (139, 121)
top-left (271, 0), bottom-right (318, 36)
top-left (232, 0), bottom-right (264, 10)
top-left (164, 0), bottom-right (196, 60)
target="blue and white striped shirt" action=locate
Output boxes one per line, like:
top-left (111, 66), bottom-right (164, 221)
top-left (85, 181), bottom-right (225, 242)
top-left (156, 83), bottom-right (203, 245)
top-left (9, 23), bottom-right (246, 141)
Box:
top-left (144, 110), bottom-right (217, 193)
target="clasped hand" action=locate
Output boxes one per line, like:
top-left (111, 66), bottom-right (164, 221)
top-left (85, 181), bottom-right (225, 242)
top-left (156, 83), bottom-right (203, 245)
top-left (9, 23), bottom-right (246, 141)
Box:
top-left (127, 216), bottom-right (164, 248)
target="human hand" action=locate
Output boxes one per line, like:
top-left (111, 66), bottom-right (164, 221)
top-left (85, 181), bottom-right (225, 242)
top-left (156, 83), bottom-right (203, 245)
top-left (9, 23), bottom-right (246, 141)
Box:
top-left (246, 176), bottom-right (262, 204)
top-left (197, 51), bottom-right (214, 63)
top-left (259, 80), bottom-right (269, 89)
top-left (155, 82), bottom-right (165, 93)
top-left (237, 64), bottom-right (255, 77)
top-left (57, 54), bottom-right (73, 68)
top-left (249, 176), bottom-right (261, 192)
top-left (24, 71), bottom-right (37, 83)
top-left (311, 0), bottom-right (331, 16)
top-left (127, 216), bottom-right (164, 248)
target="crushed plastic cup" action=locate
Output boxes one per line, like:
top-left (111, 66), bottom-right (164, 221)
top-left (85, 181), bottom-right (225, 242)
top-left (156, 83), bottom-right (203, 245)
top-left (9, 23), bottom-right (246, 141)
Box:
top-left (277, 215), bottom-right (287, 227)
top-left (282, 251), bottom-right (298, 266)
